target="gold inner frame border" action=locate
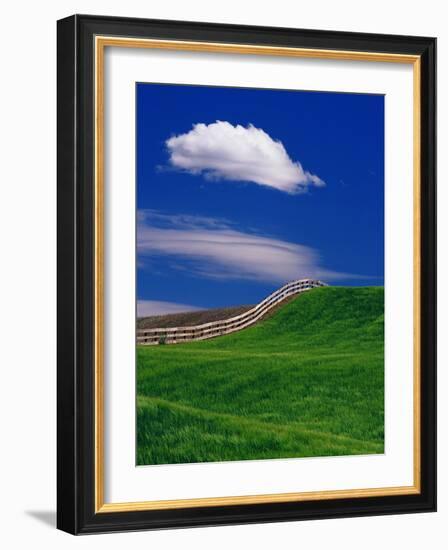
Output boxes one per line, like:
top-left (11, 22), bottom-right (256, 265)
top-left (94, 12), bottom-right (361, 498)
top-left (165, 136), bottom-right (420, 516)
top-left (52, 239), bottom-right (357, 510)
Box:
top-left (94, 36), bottom-right (421, 513)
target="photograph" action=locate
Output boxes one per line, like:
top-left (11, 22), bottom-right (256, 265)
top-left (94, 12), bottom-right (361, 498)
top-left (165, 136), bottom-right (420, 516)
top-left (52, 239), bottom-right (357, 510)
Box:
top-left (1, 0), bottom-right (442, 544)
top-left (135, 83), bottom-right (385, 466)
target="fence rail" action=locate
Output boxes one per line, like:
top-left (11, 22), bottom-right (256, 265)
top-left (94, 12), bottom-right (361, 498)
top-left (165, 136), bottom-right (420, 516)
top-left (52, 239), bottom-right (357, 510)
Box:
top-left (137, 279), bottom-right (327, 345)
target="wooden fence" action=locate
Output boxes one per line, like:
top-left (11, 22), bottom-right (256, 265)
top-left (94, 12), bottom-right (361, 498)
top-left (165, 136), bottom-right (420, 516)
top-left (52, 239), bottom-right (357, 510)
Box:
top-left (137, 278), bottom-right (327, 345)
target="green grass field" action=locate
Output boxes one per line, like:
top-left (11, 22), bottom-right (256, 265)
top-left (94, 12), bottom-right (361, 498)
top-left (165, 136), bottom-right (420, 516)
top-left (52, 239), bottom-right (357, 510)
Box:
top-left (137, 286), bottom-right (384, 465)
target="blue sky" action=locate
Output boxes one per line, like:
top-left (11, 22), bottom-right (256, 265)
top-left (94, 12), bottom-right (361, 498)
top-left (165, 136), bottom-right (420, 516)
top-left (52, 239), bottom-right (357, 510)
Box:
top-left (136, 83), bottom-right (384, 316)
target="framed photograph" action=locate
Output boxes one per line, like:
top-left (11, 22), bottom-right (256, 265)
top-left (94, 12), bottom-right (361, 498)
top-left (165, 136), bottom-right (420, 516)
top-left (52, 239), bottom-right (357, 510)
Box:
top-left (57, 14), bottom-right (436, 534)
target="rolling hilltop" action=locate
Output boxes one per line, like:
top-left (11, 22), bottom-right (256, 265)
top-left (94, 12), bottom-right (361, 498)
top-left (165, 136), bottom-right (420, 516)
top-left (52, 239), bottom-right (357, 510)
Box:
top-left (137, 286), bottom-right (384, 465)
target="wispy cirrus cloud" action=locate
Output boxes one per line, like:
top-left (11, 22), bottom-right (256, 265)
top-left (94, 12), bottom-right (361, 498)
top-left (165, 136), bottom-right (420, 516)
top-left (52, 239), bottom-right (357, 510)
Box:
top-left (165, 121), bottom-right (325, 194)
top-left (137, 300), bottom-right (203, 317)
top-left (137, 210), bottom-right (355, 284)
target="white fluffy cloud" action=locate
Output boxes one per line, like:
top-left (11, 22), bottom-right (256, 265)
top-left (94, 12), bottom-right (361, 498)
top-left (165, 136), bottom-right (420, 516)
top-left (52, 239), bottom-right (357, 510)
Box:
top-left (137, 211), bottom-right (353, 284)
top-left (165, 121), bottom-right (325, 194)
top-left (137, 300), bottom-right (203, 317)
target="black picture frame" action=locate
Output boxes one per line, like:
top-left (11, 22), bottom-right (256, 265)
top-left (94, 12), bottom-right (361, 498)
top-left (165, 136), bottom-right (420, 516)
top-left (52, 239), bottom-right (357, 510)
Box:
top-left (57, 14), bottom-right (436, 535)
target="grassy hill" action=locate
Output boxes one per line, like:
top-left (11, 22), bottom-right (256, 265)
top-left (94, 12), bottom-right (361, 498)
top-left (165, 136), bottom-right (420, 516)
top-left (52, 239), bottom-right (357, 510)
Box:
top-left (137, 286), bottom-right (384, 465)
